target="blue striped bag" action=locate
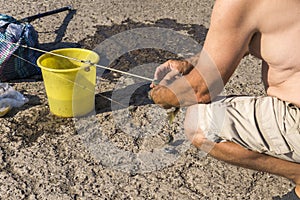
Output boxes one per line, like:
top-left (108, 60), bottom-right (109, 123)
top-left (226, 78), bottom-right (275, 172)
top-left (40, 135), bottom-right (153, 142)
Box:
top-left (0, 14), bottom-right (41, 81)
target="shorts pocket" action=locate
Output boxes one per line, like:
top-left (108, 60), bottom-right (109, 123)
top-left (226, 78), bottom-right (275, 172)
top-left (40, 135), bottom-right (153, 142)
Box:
top-left (257, 97), bottom-right (292, 155)
top-left (284, 105), bottom-right (300, 154)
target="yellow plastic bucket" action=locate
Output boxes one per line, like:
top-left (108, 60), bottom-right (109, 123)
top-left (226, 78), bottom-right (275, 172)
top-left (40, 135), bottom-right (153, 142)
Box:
top-left (37, 48), bottom-right (99, 117)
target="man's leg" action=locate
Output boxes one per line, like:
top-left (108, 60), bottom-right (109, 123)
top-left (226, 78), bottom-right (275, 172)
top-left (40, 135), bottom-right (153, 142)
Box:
top-left (185, 96), bottom-right (300, 197)
top-left (205, 140), bottom-right (300, 197)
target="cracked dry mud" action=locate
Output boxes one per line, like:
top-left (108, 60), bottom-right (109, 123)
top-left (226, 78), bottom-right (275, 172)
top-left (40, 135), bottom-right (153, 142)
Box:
top-left (0, 0), bottom-right (295, 199)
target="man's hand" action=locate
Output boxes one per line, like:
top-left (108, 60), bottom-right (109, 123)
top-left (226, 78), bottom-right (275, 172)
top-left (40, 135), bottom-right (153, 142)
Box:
top-left (150, 60), bottom-right (194, 88)
top-left (149, 85), bottom-right (178, 109)
top-left (149, 60), bottom-right (194, 108)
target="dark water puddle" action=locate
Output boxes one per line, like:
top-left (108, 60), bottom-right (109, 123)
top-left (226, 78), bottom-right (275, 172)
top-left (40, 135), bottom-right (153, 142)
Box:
top-left (79, 18), bottom-right (207, 76)
top-left (80, 18), bottom-right (208, 50)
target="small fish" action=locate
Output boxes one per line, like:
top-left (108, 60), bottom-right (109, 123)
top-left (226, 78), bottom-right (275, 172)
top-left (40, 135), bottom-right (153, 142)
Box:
top-left (167, 107), bottom-right (180, 123)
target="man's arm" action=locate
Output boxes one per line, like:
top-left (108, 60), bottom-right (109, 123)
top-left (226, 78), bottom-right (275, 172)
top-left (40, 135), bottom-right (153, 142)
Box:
top-left (150, 0), bottom-right (259, 108)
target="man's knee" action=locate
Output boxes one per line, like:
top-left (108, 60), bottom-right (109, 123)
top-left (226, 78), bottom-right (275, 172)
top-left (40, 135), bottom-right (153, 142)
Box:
top-left (187, 129), bottom-right (206, 146)
top-left (185, 128), bottom-right (217, 153)
top-left (184, 104), bottom-right (218, 152)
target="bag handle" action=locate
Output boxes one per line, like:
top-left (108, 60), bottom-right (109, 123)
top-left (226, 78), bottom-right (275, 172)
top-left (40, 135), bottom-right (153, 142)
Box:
top-left (19, 6), bottom-right (74, 23)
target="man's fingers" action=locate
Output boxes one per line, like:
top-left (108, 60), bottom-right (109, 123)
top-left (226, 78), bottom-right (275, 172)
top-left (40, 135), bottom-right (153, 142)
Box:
top-left (159, 70), bottom-right (181, 86)
top-left (168, 60), bottom-right (194, 75)
top-left (149, 85), bottom-right (173, 109)
top-left (153, 61), bottom-right (172, 81)
top-left (151, 59), bottom-right (193, 89)
top-left (150, 79), bottom-right (160, 88)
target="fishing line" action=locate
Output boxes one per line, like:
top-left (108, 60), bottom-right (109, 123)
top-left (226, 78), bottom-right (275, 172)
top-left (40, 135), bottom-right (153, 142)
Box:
top-left (0, 39), bottom-right (154, 82)
top-left (6, 40), bottom-right (178, 147)
top-left (11, 50), bottom-right (128, 109)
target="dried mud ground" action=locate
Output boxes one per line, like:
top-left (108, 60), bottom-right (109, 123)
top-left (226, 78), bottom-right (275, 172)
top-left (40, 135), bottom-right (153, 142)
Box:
top-left (0, 0), bottom-right (296, 199)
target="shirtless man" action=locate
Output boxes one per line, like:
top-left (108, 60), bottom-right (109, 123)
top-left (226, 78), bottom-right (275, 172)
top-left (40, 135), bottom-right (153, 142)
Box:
top-left (150, 0), bottom-right (300, 199)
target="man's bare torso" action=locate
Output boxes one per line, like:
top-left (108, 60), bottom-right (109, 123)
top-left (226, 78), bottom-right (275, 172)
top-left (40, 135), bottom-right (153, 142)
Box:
top-left (248, 0), bottom-right (300, 106)
top-left (149, 0), bottom-right (300, 108)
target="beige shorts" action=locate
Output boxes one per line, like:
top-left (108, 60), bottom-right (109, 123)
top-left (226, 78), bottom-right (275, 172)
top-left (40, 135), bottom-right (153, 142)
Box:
top-left (184, 96), bottom-right (300, 163)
